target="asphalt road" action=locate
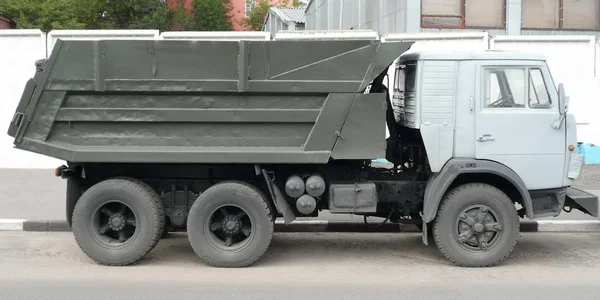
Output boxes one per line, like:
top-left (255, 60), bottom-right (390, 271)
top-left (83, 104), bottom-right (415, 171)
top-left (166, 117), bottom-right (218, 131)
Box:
top-left (1, 167), bottom-right (599, 221)
top-left (1, 232), bottom-right (600, 300)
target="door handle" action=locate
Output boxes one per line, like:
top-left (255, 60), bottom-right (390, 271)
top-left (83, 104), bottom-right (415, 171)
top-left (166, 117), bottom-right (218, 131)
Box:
top-left (477, 134), bottom-right (495, 142)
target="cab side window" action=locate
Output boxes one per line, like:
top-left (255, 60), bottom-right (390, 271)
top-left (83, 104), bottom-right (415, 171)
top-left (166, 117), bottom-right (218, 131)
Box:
top-left (394, 67), bottom-right (404, 92)
top-left (529, 68), bottom-right (552, 108)
top-left (485, 68), bottom-right (526, 108)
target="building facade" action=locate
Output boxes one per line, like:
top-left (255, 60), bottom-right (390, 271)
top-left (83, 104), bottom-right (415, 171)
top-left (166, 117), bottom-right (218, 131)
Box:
top-left (0, 12), bottom-right (16, 29)
top-left (305, 0), bottom-right (600, 37)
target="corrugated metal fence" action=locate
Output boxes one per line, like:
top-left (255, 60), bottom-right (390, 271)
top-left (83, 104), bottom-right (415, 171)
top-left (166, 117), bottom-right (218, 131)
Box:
top-left (305, 0), bottom-right (407, 34)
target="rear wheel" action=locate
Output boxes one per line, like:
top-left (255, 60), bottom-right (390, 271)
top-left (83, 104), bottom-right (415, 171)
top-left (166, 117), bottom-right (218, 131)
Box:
top-left (72, 178), bottom-right (165, 266)
top-left (433, 183), bottom-right (519, 267)
top-left (187, 181), bottom-right (274, 268)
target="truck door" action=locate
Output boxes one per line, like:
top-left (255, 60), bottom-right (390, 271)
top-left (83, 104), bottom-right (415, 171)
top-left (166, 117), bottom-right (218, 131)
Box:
top-left (475, 62), bottom-right (565, 190)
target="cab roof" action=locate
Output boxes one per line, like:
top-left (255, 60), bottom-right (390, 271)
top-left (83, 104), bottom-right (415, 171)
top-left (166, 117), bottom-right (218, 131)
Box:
top-left (399, 50), bottom-right (547, 62)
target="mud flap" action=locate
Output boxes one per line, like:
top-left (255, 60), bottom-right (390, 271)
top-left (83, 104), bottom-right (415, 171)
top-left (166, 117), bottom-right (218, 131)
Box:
top-left (422, 220), bottom-right (429, 246)
top-left (260, 169), bottom-right (296, 224)
top-left (565, 188), bottom-right (599, 218)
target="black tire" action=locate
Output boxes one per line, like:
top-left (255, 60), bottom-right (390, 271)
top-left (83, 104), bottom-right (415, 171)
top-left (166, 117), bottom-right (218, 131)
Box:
top-left (187, 181), bottom-right (274, 268)
top-left (72, 177), bottom-right (165, 266)
top-left (433, 183), bottom-right (519, 267)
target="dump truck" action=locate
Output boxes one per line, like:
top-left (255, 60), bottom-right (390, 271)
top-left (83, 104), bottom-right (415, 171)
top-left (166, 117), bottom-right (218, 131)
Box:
top-left (7, 38), bottom-right (598, 268)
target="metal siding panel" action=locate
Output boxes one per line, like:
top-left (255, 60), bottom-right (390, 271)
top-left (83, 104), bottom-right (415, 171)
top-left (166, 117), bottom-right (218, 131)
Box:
top-left (318, 0), bottom-right (328, 30)
top-left (453, 61), bottom-right (476, 158)
top-left (421, 28), bottom-right (507, 36)
top-left (55, 108), bottom-right (320, 123)
top-left (329, 0), bottom-right (336, 30)
top-left (48, 122), bottom-right (314, 148)
top-left (47, 30), bottom-right (159, 57)
top-left (343, 0), bottom-right (360, 29)
top-left (22, 139), bottom-right (332, 164)
top-left (382, 0), bottom-right (399, 35)
top-left (360, 0), bottom-right (369, 29)
top-left (276, 19), bottom-right (282, 35)
top-left (306, 3), bottom-right (315, 30)
top-left (11, 39), bottom-right (413, 164)
top-left (370, 0), bottom-right (380, 33)
top-left (304, 93), bottom-right (355, 151)
top-left (263, 14), bottom-right (270, 33)
top-left (420, 124), bottom-right (454, 172)
top-left (522, 30), bottom-right (600, 39)
top-left (396, 0), bottom-right (408, 33)
top-left (62, 94), bottom-right (326, 109)
top-left (419, 60), bottom-right (457, 172)
top-left (421, 61), bottom-right (457, 124)
top-left (332, 94), bottom-right (387, 159)
top-left (403, 97), bottom-right (418, 128)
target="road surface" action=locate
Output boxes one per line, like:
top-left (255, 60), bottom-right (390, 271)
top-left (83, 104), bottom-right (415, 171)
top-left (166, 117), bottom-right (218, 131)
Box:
top-left (1, 231), bottom-right (600, 299)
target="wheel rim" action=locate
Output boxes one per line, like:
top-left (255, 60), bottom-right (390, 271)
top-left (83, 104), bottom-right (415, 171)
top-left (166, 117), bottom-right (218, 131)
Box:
top-left (453, 204), bottom-right (503, 252)
top-left (89, 200), bottom-right (139, 249)
top-left (204, 205), bottom-right (255, 252)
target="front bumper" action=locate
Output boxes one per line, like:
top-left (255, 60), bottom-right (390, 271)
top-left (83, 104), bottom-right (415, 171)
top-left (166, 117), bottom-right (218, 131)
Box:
top-left (565, 188), bottom-right (599, 218)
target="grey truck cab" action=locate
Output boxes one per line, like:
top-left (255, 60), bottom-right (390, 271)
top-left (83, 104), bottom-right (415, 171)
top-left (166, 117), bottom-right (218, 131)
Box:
top-left (7, 39), bottom-right (598, 269)
top-left (391, 50), bottom-right (596, 223)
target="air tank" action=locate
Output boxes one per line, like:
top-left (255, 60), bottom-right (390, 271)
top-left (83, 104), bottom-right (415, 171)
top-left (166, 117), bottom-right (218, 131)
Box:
top-left (285, 175), bottom-right (305, 198)
top-left (296, 194), bottom-right (317, 215)
top-left (305, 174), bottom-right (326, 197)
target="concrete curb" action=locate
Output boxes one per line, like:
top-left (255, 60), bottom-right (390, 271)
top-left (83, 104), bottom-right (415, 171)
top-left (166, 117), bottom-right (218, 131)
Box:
top-left (0, 219), bottom-right (26, 231)
top-left (1, 219), bottom-right (599, 233)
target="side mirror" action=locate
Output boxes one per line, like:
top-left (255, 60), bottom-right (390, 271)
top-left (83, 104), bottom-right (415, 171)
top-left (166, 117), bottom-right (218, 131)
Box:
top-left (558, 83), bottom-right (569, 115)
top-left (552, 83), bottom-right (568, 129)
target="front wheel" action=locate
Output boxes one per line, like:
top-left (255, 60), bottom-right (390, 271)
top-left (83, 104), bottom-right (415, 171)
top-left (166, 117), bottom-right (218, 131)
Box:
top-left (433, 183), bottom-right (519, 267)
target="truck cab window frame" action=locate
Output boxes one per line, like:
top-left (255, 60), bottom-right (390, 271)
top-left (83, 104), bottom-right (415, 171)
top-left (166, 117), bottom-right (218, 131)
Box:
top-left (483, 66), bottom-right (554, 110)
top-left (484, 67), bottom-right (527, 108)
top-left (529, 68), bottom-right (552, 109)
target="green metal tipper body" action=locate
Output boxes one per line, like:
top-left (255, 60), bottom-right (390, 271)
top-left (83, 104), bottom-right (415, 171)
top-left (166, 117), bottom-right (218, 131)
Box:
top-left (7, 39), bottom-right (412, 164)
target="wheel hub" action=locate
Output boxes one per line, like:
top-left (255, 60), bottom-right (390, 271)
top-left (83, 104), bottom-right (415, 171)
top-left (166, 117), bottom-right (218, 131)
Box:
top-left (108, 214), bottom-right (126, 231)
top-left (456, 204), bottom-right (503, 251)
top-left (473, 223), bottom-right (485, 233)
top-left (222, 216), bottom-right (241, 235)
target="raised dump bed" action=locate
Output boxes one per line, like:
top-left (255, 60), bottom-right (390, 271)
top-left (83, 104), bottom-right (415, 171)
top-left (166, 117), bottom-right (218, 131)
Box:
top-left (8, 39), bottom-right (412, 164)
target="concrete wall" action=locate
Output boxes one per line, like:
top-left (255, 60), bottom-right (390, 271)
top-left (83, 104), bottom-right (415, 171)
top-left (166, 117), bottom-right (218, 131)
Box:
top-left (0, 30), bottom-right (61, 168)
